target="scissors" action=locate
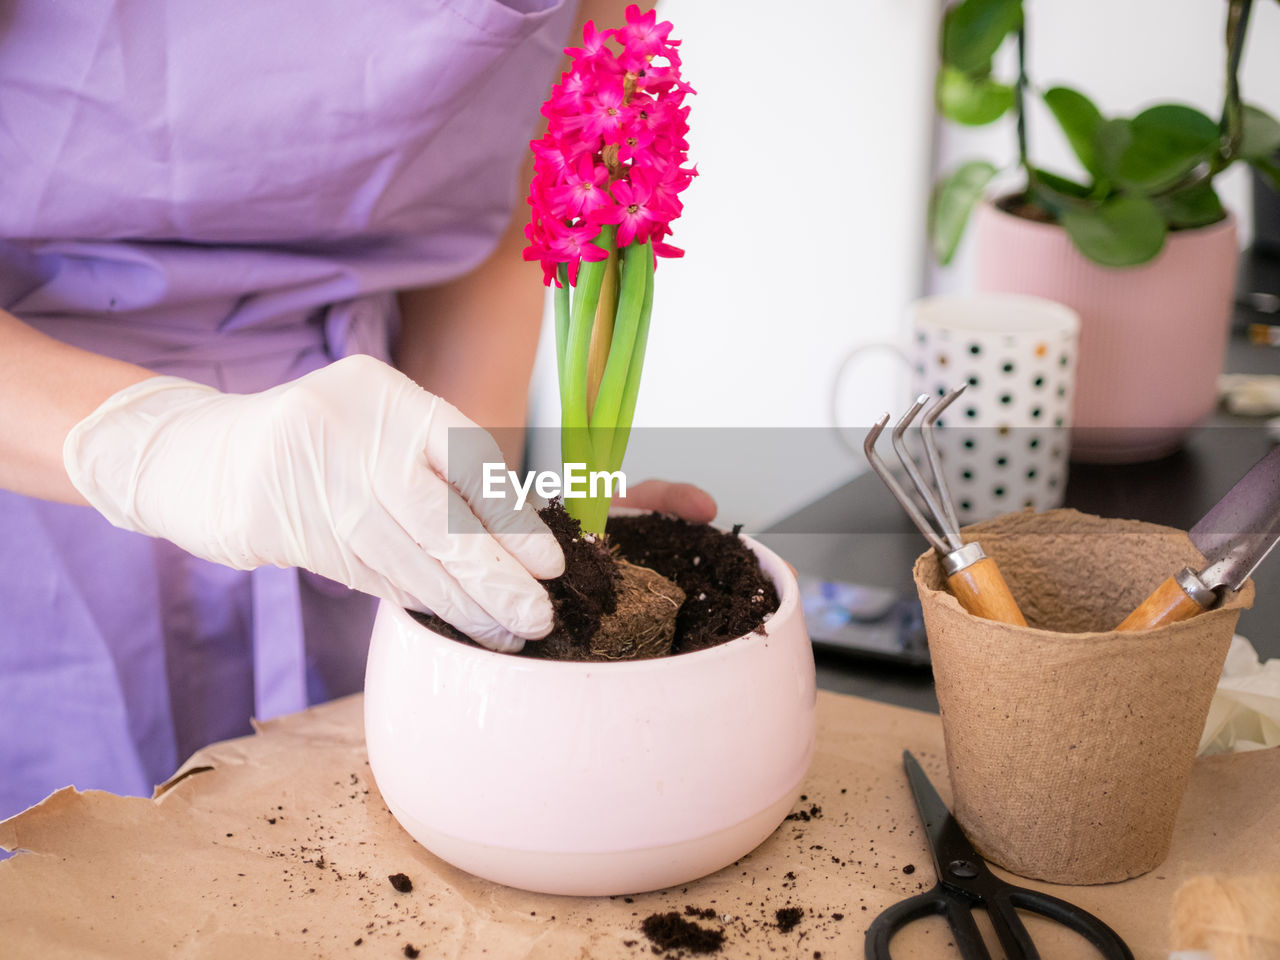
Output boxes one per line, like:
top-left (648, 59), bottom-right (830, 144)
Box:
top-left (865, 752), bottom-right (1135, 960)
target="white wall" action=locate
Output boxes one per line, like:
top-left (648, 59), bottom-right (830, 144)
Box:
top-left (527, 1), bottom-right (1280, 529)
top-left (528, 0), bottom-right (942, 529)
top-left (931, 0), bottom-right (1280, 294)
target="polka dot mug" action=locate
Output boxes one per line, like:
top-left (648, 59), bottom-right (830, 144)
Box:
top-left (834, 293), bottom-right (1080, 523)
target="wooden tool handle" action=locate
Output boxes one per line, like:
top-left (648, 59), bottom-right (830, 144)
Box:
top-left (946, 556), bottom-right (1028, 626)
top-left (1115, 572), bottom-right (1213, 631)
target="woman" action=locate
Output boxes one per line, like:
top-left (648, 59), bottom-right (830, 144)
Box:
top-left (0, 0), bottom-right (713, 823)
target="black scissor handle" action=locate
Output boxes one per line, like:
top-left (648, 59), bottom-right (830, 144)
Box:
top-left (865, 889), bottom-right (991, 960)
top-left (989, 886), bottom-right (1135, 960)
top-left (865, 884), bottom-right (1136, 960)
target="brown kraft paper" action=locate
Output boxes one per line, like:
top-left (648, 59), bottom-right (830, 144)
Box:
top-left (1171, 873), bottom-right (1280, 960)
top-left (2, 689), bottom-right (1278, 958)
top-left (914, 508), bottom-right (1254, 885)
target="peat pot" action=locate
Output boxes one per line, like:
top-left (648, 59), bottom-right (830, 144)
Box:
top-left (364, 531), bottom-right (817, 896)
top-left (915, 509), bottom-right (1252, 883)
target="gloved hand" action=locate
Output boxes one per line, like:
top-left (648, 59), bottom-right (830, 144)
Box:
top-left (63, 354), bottom-right (564, 652)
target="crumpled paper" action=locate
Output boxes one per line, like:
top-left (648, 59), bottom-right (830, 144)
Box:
top-left (1171, 873), bottom-right (1280, 960)
top-left (2, 691), bottom-right (1278, 960)
top-left (1219, 374), bottom-right (1280, 416)
top-left (0, 693), bottom-right (970, 960)
top-left (1217, 374), bottom-right (1280, 442)
top-left (1199, 635), bottom-right (1280, 756)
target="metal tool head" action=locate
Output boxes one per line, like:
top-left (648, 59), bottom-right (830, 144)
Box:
top-left (864, 387), bottom-right (968, 556)
top-left (1189, 446), bottom-right (1280, 592)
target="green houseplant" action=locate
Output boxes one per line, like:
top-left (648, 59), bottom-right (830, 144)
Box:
top-left (930, 0), bottom-right (1280, 268)
top-left (928, 0), bottom-right (1280, 463)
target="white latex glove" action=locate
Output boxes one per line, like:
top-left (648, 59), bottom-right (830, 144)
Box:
top-left (63, 354), bottom-right (564, 652)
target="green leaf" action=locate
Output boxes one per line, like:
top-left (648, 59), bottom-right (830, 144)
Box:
top-left (929, 160), bottom-right (998, 265)
top-left (1155, 180), bottom-right (1226, 229)
top-left (1241, 104), bottom-right (1280, 160)
top-left (1110, 105), bottom-right (1219, 191)
top-left (1252, 157), bottom-right (1280, 195)
top-left (1028, 167), bottom-right (1092, 219)
top-left (942, 0), bottom-right (1022, 73)
top-left (1031, 167), bottom-right (1092, 199)
top-left (936, 65), bottom-right (1014, 125)
top-left (1043, 86), bottom-right (1105, 180)
top-left (1059, 194), bottom-right (1167, 267)
top-left (1094, 118), bottom-right (1133, 181)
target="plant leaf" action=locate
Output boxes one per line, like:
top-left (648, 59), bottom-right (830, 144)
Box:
top-left (1155, 180), bottom-right (1226, 230)
top-left (1043, 86), bottom-right (1105, 180)
top-left (1094, 118), bottom-right (1133, 183)
top-left (1252, 157), bottom-right (1280, 195)
top-left (1031, 167), bottom-right (1092, 199)
top-left (929, 160), bottom-right (998, 265)
top-left (1028, 167), bottom-right (1092, 220)
top-left (936, 65), bottom-right (1014, 125)
top-left (1112, 105), bottom-right (1219, 191)
top-left (942, 0), bottom-right (1023, 73)
top-left (1059, 194), bottom-right (1167, 267)
top-left (1241, 104), bottom-right (1280, 160)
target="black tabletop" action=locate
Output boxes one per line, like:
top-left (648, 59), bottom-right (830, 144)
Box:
top-left (761, 318), bottom-right (1280, 713)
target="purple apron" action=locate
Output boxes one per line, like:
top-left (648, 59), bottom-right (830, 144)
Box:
top-left (0, 0), bottom-right (575, 823)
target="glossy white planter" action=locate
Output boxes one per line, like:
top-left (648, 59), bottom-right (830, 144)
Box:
top-left (364, 533), bottom-right (816, 896)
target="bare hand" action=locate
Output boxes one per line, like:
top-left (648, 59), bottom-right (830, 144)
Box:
top-left (616, 479), bottom-right (717, 525)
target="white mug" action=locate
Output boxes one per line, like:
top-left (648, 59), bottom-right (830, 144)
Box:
top-left (833, 292), bottom-right (1080, 522)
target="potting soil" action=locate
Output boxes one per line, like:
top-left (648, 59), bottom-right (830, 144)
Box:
top-left (410, 502), bottom-right (778, 661)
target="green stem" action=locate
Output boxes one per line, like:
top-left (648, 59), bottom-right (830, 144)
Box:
top-left (572, 485), bottom-right (614, 536)
top-left (1013, 23), bottom-right (1041, 203)
top-left (608, 249), bottom-right (654, 473)
top-left (1148, 0), bottom-right (1253, 200)
top-left (553, 263), bottom-right (570, 386)
top-left (1218, 0), bottom-right (1253, 169)
top-left (561, 236), bottom-right (610, 486)
top-left (589, 239), bottom-right (650, 460)
top-left (585, 229), bottom-right (620, 414)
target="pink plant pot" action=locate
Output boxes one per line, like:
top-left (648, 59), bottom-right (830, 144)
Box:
top-left (974, 201), bottom-right (1239, 463)
top-left (363, 532), bottom-right (817, 896)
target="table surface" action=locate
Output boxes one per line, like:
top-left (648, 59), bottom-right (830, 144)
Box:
top-left (4, 690), bottom-right (1276, 960)
top-left (760, 329), bottom-right (1280, 714)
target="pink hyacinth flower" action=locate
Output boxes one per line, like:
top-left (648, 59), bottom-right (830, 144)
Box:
top-left (522, 3), bottom-right (694, 285)
top-left (546, 220), bottom-right (609, 285)
top-left (598, 172), bottom-right (660, 248)
top-left (549, 155), bottom-right (613, 220)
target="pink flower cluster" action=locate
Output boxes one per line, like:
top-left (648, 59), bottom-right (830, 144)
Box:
top-left (523, 5), bottom-right (696, 286)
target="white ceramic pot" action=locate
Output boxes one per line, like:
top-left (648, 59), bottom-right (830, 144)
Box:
top-left (363, 532), bottom-right (817, 896)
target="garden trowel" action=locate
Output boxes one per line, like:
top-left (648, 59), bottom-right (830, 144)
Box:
top-left (1117, 446), bottom-right (1280, 630)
